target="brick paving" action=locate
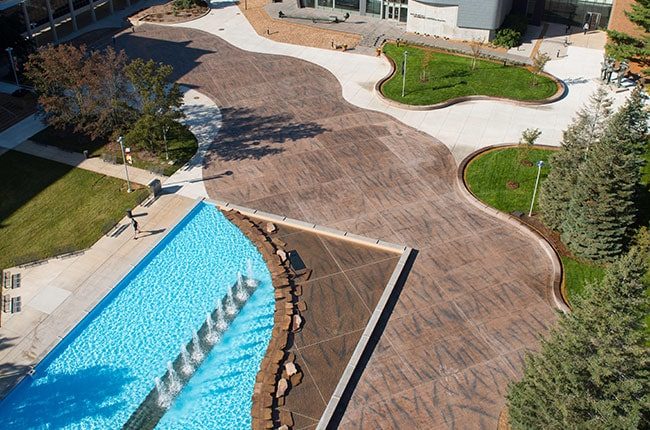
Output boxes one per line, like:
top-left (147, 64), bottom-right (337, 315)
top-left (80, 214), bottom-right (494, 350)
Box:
top-left (120, 25), bottom-right (557, 429)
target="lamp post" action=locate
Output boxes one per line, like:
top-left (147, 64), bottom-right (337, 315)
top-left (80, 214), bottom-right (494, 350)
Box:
top-left (6, 47), bottom-right (19, 87)
top-left (157, 108), bottom-right (170, 161)
top-left (528, 160), bottom-right (544, 217)
top-left (117, 136), bottom-right (132, 193)
top-left (401, 50), bottom-right (408, 98)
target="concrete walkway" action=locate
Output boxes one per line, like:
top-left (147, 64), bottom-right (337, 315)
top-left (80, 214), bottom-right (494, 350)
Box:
top-left (0, 87), bottom-right (219, 192)
top-left (0, 194), bottom-right (197, 397)
top-left (173, 0), bottom-right (629, 162)
top-left (11, 140), bottom-right (164, 186)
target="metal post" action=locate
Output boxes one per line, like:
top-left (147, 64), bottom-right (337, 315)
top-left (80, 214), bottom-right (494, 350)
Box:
top-left (108, 0), bottom-right (114, 15)
top-left (6, 48), bottom-right (19, 87)
top-left (89, 0), bottom-right (97, 22)
top-left (67, 0), bottom-right (78, 32)
top-left (118, 136), bottom-right (132, 193)
top-left (401, 50), bottom-right (408, 98)
top-left (21, 1), bottom-right (33, 39)
top-left (44, 0), bottom-right (58, 43)
top-left (528, 160), bottom-right (544, 217)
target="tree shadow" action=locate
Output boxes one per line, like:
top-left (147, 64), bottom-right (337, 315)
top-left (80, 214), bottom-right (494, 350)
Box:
top-left (442, 69), bottom-right (471, 79)
top-left (204, 106), bottom-right (327, 162)
top-left (0, 365), bottom-right (135, 428)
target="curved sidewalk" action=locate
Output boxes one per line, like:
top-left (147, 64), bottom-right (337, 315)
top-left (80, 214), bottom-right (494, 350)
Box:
top-left (172, 0), bottom-right (627, 162)
top-left (120, 23), bottom-right (559, 429)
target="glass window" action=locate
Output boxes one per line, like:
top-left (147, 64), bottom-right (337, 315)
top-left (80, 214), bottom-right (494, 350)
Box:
top-left (366, 0), bottom-right (381, 15)
top-left (334, 0), bottom-right (360, 12)
top-left (318, 0), bottom-right (333, 7)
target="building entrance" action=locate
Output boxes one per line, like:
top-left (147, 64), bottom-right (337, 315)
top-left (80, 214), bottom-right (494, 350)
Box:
top-left (383, 1), bottom-right (407, 22)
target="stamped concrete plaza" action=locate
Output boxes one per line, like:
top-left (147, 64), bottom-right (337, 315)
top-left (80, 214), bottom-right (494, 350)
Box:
top-left (118, 22), bottom-right (559, 429)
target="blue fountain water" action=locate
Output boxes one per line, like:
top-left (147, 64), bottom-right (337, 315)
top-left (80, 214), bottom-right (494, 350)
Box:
top-left (0, 202), bottom-right (274, 429)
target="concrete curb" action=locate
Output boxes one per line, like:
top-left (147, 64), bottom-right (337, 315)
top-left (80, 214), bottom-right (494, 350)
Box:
top-left (316, 246), bottom-right (412, 430)
top-left (205, 198), bottom-right (407, 254)
top-left (456, 144), bottom-right (570, 313)
top-left (374, 47), bottom-right (567, 111)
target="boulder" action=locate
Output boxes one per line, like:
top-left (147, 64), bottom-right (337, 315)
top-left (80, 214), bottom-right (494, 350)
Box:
top-left (284, 361), bottom-right (298, 377)
top-left (276, 378), bottom-right (289, 398)
top-left (265, 222), bottom-right (277, 233)
top-left (279, 410), bottom-right (294, 427)
top-left (292, 314), bottom-right (303, 332)
top-left (290, 371), bottom-right (303, 386)
top-left (276, 249), bottom-right (288, 263)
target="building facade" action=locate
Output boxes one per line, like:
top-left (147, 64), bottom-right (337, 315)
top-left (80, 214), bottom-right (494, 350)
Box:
top-left (406, 0), bottom-right (513, 40)
top-left (305, 0), bottom-right (620, 40)
top-left (525, 0), bottom-right (614, 28)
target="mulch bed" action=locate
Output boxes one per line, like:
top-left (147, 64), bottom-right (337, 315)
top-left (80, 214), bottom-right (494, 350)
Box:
top-left (519, 214), bottom-right (572, 258)
top-left (135, 1), bottom-right (209, 24)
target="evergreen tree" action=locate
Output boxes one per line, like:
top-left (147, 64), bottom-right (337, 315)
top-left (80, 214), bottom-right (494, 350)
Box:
top-left (606, 0), bottom-right (649, 74)
top-left (507, 247), bottom-right (649, 429)
top-left (539, 87), bottom-right (612, 230)
top-left (561, 88), bottom-right (648, 262)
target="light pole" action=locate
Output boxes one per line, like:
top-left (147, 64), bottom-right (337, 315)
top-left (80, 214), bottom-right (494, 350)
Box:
top-left (117, 136), bottom-right (132, 193)
top-left (6, 47), bottom-right (19, 87)
top-left (401, 50), bottom-right (408, 98)
top-left (157, 108), bottom-right (170, 161)
top-left (528, 160), bottom-right (544, 217)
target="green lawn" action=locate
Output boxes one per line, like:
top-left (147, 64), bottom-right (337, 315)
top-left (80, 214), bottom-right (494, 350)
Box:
top-left (465, 147), bottom-right (553, 214)
top-left (30, 122), bottom-right (197, 177)
top-left (561, 256), bottom-right (606, 301)
top-left (465, 146), bottom-right (605, 303)
top-left (381, 43), bottom-right (558, 105)
top-left (0, 151), bottom-right (149, 269)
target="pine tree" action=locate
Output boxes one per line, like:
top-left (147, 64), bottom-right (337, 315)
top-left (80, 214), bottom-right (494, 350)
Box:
top-left (606, 0), bottom-right (649, 73)
top-left (561, 88), bottom-right (648, 262)
top-left (507, 247), bottom-right (649, 429)
top-left (539, 87), bottom-right (612, 230)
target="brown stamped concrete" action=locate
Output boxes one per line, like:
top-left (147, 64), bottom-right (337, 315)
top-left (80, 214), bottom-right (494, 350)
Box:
top-left (119, 25), bottom-right (558, 429)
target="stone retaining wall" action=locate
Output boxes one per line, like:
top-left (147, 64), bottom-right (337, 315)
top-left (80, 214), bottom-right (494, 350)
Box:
top-left (222, 209), bottom-right (305, 430)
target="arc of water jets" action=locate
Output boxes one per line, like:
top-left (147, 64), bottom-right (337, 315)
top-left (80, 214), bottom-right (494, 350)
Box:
top-left (154, 259), bottom-right (261, 409)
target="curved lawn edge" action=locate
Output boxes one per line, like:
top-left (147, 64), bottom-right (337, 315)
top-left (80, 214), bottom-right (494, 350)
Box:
top-left (375, 49), bottom-right (567, 111)
top-left (457, 143), bottom-right (570, 313)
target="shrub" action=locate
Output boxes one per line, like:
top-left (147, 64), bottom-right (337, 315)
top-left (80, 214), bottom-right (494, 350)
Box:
top-left (493, 28), bottom-right (521, 48)
top-left (493, 13), bottom-right (528, 48)
top-left (173, 0), bottom-right (201, 9)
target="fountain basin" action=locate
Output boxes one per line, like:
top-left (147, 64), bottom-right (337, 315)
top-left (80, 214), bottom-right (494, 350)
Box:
top-left (0, 202), bottom-right (274, 430)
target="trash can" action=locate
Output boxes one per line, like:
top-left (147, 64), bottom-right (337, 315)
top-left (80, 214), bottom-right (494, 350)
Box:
top-left (126, 209), bottom-right (133, 218)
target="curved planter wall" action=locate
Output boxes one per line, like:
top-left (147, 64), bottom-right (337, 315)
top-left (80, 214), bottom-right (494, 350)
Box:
top-left (375, 49), bottom-right (567, 111)
top-left (457, 143), bottom-right (570, 313)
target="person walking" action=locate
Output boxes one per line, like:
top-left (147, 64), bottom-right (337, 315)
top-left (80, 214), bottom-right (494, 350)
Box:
top-left (131, 217), bottom-right (140, 240)
top-left (583, 22), bottom-right (589, 35)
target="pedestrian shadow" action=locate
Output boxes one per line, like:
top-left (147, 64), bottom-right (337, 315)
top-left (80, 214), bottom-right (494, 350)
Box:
top-left (137, 229), bottom-right (165, 238)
